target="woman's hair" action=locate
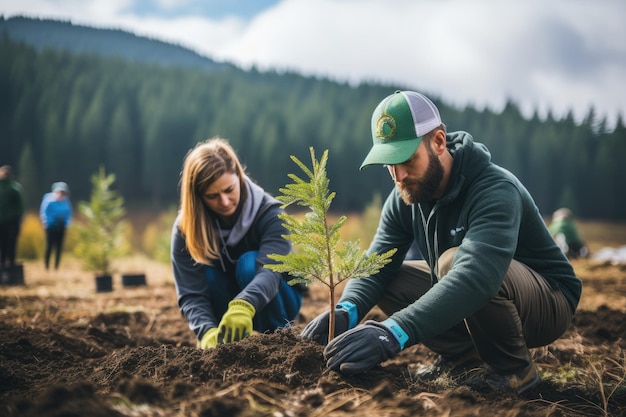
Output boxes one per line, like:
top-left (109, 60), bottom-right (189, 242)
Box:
top-left (178, 137), bottom-right (247, 265)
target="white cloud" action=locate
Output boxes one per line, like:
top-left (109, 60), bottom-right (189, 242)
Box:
top-left (0, 0), bottom-right (133, 21)
top-left (0, 0), bottom-right (246, 57)
top-left (210, 0), bottom-right (626, 125)
top-left (1, 0), bottom-right (624, 127)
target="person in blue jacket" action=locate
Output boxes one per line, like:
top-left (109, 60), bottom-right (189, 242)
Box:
top-left (171, 137), bottom-right (303, 349)
top-left (302, 91), bottom-right (582, 395)
top-left (39, 182), bottom-right (72, 270)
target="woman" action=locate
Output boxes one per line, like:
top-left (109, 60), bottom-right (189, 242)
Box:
top-left (39, 182), bottom-right (72, 270)
top-left (171, 137), bottom-right (303, 349)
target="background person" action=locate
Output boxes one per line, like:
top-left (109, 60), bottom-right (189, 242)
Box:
top-left (0, 165), bottom-right (25, 269)
top-left (39, 182), bottom-right (72, 270)
top-left (171, 137), bottom-right (304, 349)
top-left (548, 208), bottom-right (588, 259)
top-left (302, 91), bottom-right (582, 395)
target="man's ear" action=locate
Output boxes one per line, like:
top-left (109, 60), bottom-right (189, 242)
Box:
top-left (431, 130), bottom-right (447, 154)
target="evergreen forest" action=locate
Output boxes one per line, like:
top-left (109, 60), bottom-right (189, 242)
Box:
top-left (1, 19), bottom-right (625, 220)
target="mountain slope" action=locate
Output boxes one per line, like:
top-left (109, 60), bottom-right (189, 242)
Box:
top-left (0, 16), bottom-right (233, 70)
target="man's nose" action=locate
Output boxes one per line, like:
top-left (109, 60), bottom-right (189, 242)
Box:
top-left (391, 164), bottom-right (409, 182)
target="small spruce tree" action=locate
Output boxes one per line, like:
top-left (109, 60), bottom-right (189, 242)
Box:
top-left (74, 166), bottom-right (128, 275)
top-left (266, 148), bottom-right (396, 342)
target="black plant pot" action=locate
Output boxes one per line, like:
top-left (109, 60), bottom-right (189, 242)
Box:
top-left (0, 264), bottom-right (24, 286)
top-left (95, 274), bottom-right (113, 292)
top-left (122, 273), bottom-right (147, 287)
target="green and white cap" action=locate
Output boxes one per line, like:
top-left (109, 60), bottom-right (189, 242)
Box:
top-left (360, 90), bottom-right (442, 169)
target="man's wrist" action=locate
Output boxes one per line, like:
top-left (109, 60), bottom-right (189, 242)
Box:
top-left (336, 301), bottom-right (358, 328)
top-left (381, 318), bottom-right (409, 349)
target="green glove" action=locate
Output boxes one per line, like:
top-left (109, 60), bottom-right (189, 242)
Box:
top-left (218, 299), bottom-right (256, 343)
top-left (199, 327), bottom-right (220, 349)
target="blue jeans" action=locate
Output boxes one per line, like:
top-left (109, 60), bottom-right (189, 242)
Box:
top-left (205, 251), bottom-right (302, 332)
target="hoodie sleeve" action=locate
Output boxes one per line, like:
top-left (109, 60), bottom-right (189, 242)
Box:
top-left (234, 200), bottom-right (292, 312)
top-left (64, 199), bottom-right (72, 226)
top-left (39, 194), bottom-right (51, 227)
top-left (171, 218), bottom-right (218, 339)
top-left (391, 179), bottom-right (525, 346)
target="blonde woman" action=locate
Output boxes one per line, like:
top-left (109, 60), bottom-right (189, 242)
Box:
top-left (171, 137), bottom-right (303, 349)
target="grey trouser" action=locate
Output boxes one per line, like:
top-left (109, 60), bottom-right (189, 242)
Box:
top-left (377, 247), bottom-right (574, 372)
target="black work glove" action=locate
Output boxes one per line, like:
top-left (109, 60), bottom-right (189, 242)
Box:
top-left (300, 307), bottom-right (350, 345)
top-left (323, 320), bottom-right (401, 375)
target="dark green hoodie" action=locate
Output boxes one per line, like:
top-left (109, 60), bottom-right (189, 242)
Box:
top-left (341, 131), bottom-right (582, 346)
top-left (0, 176), bottom-right (24, 224)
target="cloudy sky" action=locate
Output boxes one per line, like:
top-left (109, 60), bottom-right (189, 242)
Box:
top-left (1, 0), bottom-right (624, 128)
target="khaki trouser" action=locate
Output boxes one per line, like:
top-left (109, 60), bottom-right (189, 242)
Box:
top-left (377, 247), bottom-right (574, 372)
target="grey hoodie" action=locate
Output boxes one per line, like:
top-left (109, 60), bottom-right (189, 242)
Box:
top-left (171, 177), bottom-right (291, 339)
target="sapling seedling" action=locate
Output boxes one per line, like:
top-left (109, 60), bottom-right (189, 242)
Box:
top-left (74, 165), bottom-right (129, 276)
top-left (266, 147), bottom-right (396, 342)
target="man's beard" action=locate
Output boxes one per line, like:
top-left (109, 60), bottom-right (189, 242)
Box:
top-left (398, 149), bottom-right (444, 205)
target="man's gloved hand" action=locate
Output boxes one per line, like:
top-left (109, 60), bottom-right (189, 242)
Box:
top-left (199, 327), bottom-right (220, 349)
top-left (300, 302), bottom-right (358, 345)
top-left (217, 299), bottom-right (255, 343)
top-left (323, 320), bottom-right (406, 375)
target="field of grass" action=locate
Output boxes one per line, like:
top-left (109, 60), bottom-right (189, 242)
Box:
top-left (3, 212), bottom-right (626, 416)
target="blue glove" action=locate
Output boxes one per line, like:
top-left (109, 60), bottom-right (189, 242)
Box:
top-left (323, 319), bottom-right (407, 375)
top-left (300, 302), bottom-right (358, 345)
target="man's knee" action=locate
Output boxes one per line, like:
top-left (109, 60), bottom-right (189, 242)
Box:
top-left (377, 261), bottom-right (432, 315)
top-left (437, 247), bottom-right (458, 278)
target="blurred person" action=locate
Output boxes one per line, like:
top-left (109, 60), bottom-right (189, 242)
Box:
top-left (39, 182), bottom-right (72, 270)
top-left (548, 208), bottom-right (588, 259)
top-left (171, 137), bottom-right (304, 349)
top-left (302, 91), bottom-right (582, 395)
top-left (0, 165), bottom-right (25, 269)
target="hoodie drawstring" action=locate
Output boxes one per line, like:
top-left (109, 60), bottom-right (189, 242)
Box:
top-left (419, 204), bottom-right (440, 286)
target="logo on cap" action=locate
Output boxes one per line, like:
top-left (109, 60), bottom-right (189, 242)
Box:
top-left (376, 114), bottom-right (396, 141)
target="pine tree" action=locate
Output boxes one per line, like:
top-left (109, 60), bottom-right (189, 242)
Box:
top-left (74, 166), bottom-right (128, 275)
top-left (266, 148), bottom-right (395, 342)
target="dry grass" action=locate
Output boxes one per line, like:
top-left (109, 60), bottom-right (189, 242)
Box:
top-left (4, 236), bottom-right (626, 416)
top-left (577, 220), bottom-right (626, 252)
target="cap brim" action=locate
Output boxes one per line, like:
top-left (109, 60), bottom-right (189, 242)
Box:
top-left (360, 137), bottom-right (422, 170)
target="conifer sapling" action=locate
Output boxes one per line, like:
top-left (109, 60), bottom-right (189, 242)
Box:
top-left (266, 148), bottom-right (396, 342)
top-left (74, 166), bottom-right (129, 275)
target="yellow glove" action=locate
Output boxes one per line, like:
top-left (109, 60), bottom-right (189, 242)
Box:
top-left (199, 327), bottom-right (220, 349)
top-left (217, 299), bottom-right (256, 343)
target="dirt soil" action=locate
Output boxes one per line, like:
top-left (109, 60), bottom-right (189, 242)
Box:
top-left (1, 256), bottom-right (626, 417)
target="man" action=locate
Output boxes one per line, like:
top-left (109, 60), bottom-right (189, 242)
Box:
top-left (301, 91), bottom-right (582, 395)
top-left (0, 165), bottom-right (25, 270)
top-left (549, 208), bottom-right (588, 259)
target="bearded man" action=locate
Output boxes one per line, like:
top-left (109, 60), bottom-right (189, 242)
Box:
top-left (301, 90), bottom-right (582, 395)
